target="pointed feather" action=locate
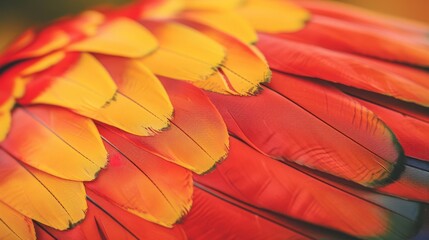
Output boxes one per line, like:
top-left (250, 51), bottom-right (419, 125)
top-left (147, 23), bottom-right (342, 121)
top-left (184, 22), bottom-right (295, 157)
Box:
top-left (207, 82), bottom-right (403, 186)
top-left (105, 78), bottom-right (229, 174)
top-left (140, 21), bottom-right (226, 83)
top-left (257, 34), bottom-right (429, 107)
top-left (37, 190), bottom-right (187, 240)
top-left (95, 55), bottom-right (173, 135)
top-left (86, 130), bottom-right (193, 227)
top-left (354, 97), bottom-right (429, 161)
top-left (21, 53), bottom-right (170, 136)
top-left (181, 20), bottom-right (271, 95)
top-left (0, 149), bottom-right (87, 230)
top-left (0, 202), bottom-right (36, 240)
top-left (268, 72), bottom-right (403, 169)
top-left (194, 138), bottom-right (420, 239)
top-left (0, 106), bottom-right (107, 181)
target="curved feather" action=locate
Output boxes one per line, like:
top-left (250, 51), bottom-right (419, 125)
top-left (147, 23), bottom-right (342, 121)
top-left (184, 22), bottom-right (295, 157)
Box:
top-left (181, 20), bottom-right (270, 95)
top-left (195, 138), bottom-right (421, 239)
top-left (67, 18), bottom-right (158, 58)
top-left (89, 126), bottom-right (193, 227)
top-left (179, 188), bottom-right (309, 240)
top-left (108, 78), bottom-right (229, 174)
top-left (257, 34), bottom-right (429, 107)
top-left (207, 82), bottom-right (403, 186)
top-left (0, 148), bottom-right (87, 230)
top-left (0, 106), bottom-right (107, 181)
top-left (0, 202), bottom-right (36, 240)
top-left (35, 190), bottom-right (187, 240)
top-left (278, 15), bottom-right (429, 66)
top-left (140, 21), bottom-right (226, 84)
top-left (294, 0), bottom-right (429, 37)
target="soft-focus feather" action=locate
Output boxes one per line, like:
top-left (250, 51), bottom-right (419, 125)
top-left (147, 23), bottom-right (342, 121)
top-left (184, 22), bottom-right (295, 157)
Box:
top-left (257, 34), bottom-right (429, 107)
top-left (278, 15), bottom-right (429, 66)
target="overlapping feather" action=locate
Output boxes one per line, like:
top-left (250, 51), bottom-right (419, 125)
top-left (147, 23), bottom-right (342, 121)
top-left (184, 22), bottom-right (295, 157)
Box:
top-left (0, 0), bottom-right (428, 239)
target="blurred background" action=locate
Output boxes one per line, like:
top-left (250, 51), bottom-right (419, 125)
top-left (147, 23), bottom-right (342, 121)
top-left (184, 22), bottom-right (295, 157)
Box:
top-left (1, 0), bottom-right (429, 51)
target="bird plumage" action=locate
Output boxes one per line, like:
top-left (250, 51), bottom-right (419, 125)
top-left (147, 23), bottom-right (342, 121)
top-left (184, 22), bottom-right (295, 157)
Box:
top-left (0, 0), bottom-right (428, 239)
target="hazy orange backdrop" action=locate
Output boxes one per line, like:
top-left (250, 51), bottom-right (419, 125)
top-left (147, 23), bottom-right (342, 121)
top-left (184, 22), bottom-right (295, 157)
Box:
top-left (338, 0), bottom-right (429, 23)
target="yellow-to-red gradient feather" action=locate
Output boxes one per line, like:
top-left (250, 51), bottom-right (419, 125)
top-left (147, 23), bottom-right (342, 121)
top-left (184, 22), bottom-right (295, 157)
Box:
top-left (0, 0), bottom-right (428, 240)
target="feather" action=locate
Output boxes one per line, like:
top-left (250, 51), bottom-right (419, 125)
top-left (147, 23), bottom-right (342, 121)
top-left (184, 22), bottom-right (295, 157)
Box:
top-left (179, 188), bottom-right (309, 240)
top-left (21, 53), bottom-right (171, 136)
top-left (377, 162), bottom-right (429, 203)
top-left (95, 55), bottom-right (174, 135)
top-left (0, 11), bottom-right (157, 65)
top-left (181, 20), bottom-right (270, 95)
top-left (179, 10), bottom-right (257, 44)
top-left (0, 202), bottom-right (36, 240)
top-left (36, 190), bottom-right (187, 240)
top-left (67, 18), bottom-right (158, 58)
top-left (294, 0), bottom-right (429, 38)
top-left (107, 78), bottom-right (229, 174)
top-left (257, 34), bottom-right (429, 107)
top-left (0, 148), bottom-right (87, 230)
top-left (0, 98), bottom-right (13, 141)
top-left (355, 97), bottom-right (429, 161)
top-left (0, 106), bottom-right (107, 181)
top-left (207, 80), bottom-right (403, 186)
top-left (277, 15), bottom-right (429, 66)
top-left (89, 126), bottom-right (193, 227)
top-left (140, 21), bottom-right (226, 83)
top-left (194, 138), bottom-right (420, 239)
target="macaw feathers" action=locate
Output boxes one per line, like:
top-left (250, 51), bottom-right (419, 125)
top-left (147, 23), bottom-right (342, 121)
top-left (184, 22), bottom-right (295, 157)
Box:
top-left (0, 0), bottom-right (428, 239)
